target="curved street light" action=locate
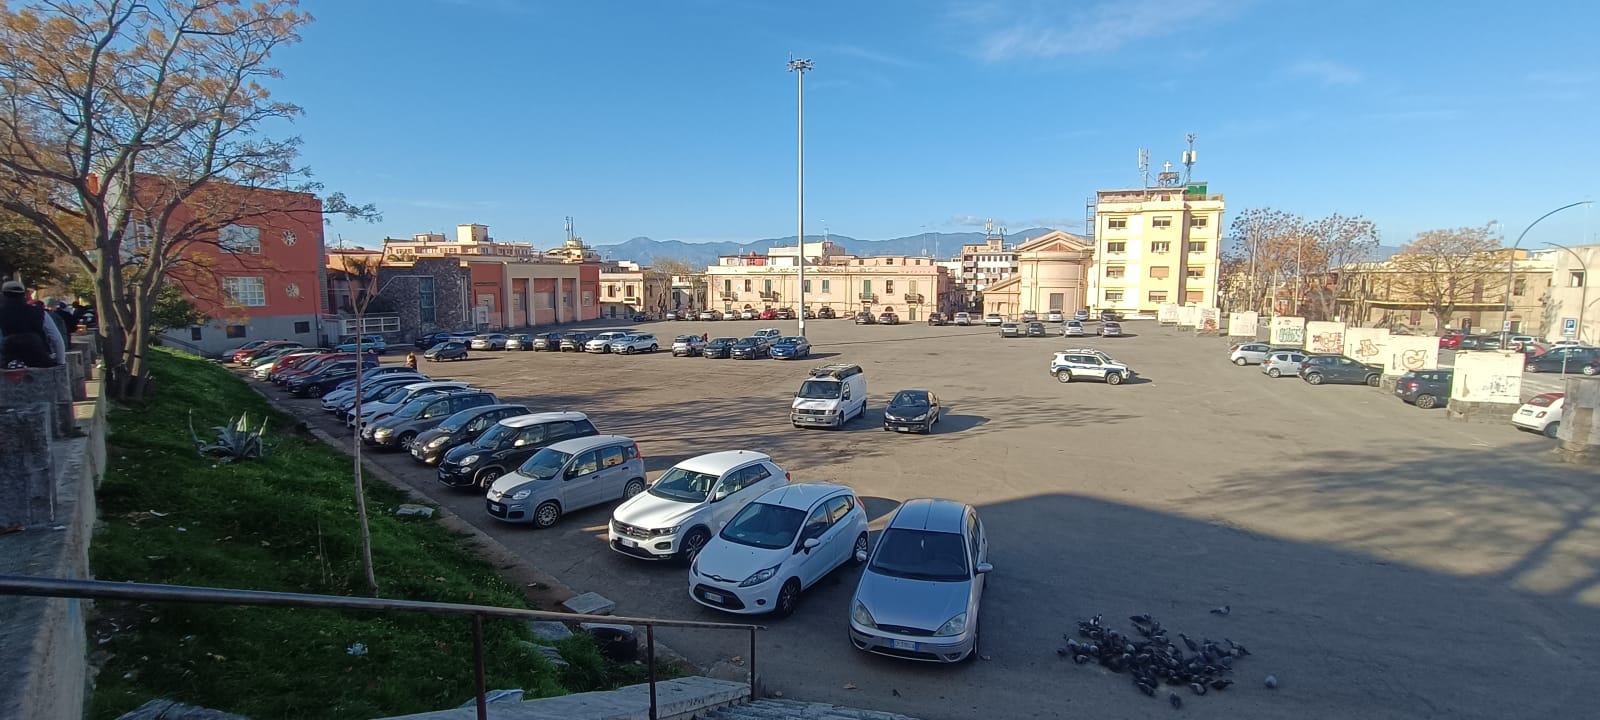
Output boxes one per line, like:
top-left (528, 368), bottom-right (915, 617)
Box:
top-left (1541, 241), bottom-right (1590, 344)
top-left (1501, 201), bottom-right (1593, 348)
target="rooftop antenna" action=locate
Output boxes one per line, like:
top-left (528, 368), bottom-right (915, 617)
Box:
top-left (1138, 148), bottom-right (1150, 188)
top-left (1182, 132), bottom-right (1198, 185)
top-left (564, 216), bottom-right (574, 243)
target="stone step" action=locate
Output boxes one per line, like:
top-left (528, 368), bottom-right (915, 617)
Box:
top-left (703, 698), bottom-right (927, 720)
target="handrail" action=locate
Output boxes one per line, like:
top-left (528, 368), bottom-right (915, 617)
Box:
top-left (0, 575), bottom-right (763, 720)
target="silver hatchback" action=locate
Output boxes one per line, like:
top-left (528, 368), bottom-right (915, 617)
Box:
top-left (485, 435), bottom-right (648, 528)
top-left (848, 498), bottom-right (990, 663)
top-left (1260, 350), bottom-right (1308, 378)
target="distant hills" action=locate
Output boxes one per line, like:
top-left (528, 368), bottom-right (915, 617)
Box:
top-left (592, 228), bottom-right (1062, 268)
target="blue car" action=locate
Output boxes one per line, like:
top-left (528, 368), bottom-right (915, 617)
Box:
top-left (769, 336), bottom-right (812, 360)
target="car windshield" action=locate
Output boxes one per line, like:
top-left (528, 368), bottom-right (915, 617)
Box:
top-left (778, 337), bottom-right (804, 345)
top-left (393, 398), bottom-right (432, 418)
top-left (797, 379), bottom-right (841, 399)
top-left (1529, 394), bottom-right (1562, 407)
top-left (516, 448), bottom-right (573, 480)
top-left (475, 422), bottom-right (517, 447)
top-left (734, 338), bottom-right (758, 346)
top-left (377, 386), bottom-right (412, 402)
top-left (708, 338), bottom-right (736, 347)
top-left (719, 502), bottom-right (806, 550)
top-left (869, 528), bottom-right (970, 582)
top-left (889, 391), bottom-right (928, 407)
top-left (437, 411), bottom-right (479, 432)
top-left (648, 466), bottom-right (721, 503)
top-left (675, 335), bottom-right (698, 342)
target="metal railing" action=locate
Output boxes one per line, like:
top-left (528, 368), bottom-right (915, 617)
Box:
top-left (0, 575), bottom-right (762, 720)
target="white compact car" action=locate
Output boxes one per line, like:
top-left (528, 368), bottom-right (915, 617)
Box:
top-left (1511, 392), bottom-right (1565, 438)
top-left (739, 309), bottom-right (758, 320)
top-left (585, 331), bottom-right (631, 353)
top-left (689, 483), bottom-right (870, 616)
top-left (345, 381), bottom-right (470, 426)
top-left (609, 451), bottom-right (790, 562)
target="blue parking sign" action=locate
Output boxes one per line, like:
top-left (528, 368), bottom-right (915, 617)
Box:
top-left (1562, 318), bottom-right (1578, 336)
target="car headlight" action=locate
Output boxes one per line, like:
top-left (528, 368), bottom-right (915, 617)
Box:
top-left (373, 427), bottom-right (393, 438)
top-left (426, 437), bottom-right (448, 449)
top-left (652, 525), bottom-right (680, 537)
top-left (739, 565), bottom-right (780, 587)
top-left (935, 612), bottom-right (968, 637)
top-left (459, 454), bottom-right (481, 465)
top-left (510, 488), bottom-right (531, 501)
top-left (909, 413), bottom-right (929, 422)
top-left (852, 600), bottom-right (877, 629)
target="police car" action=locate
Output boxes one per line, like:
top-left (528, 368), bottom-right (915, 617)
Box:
top-left (1048, 349), bottom-right (1133, 385)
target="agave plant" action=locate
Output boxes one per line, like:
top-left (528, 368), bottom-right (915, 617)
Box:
top-left (189, 410), bottom-right (269, 462)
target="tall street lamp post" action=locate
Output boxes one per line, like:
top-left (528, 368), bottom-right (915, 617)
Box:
top-left (788, 57), bottom-right (813, 337)
top-left (1542, 241), bottom-right (1590, 345)
top-left (1501, 202), bottom-right (1592, 348)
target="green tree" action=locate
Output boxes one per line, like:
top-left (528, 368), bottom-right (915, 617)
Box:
top-left (0, 211), bottom-right (60, 283)
top-left (150, 284), bottom-right (208, 334)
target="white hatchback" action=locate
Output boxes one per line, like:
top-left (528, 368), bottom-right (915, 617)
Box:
top-left (609, 451), bottom-right (790, 562)
top-left (690, 483), bottom-right (869, 616)
top-left (1511, 392), bottom-right (1565, 438)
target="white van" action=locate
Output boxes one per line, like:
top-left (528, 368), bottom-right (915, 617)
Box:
top-left (790, 364), bottom-right (866, 429)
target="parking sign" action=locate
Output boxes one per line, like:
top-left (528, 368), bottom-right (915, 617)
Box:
top-left (1563, 317), bottom-right (1578, 337)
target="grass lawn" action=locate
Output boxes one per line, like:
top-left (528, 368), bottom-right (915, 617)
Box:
top-left (88, 348), bottom-right (643, 720)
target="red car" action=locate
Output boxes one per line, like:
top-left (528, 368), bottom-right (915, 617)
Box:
top-left (760, 308), bottom-right (778, 320)
top-left (232, 340), bottom-right (299, 364)
top-left (1438, 334), bottom-right (1463, 349)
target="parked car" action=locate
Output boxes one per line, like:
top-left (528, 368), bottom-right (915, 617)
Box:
top-left (769, 336), bottom-right (812, 360)
top-left (998, 322), bottom-right (1021, 338)
top-left (1300, 354), bottom-right (1382, 386)
top-left (423, 341), bottom-right (469, 361)
top-left (664, 310), bottom-right (683, 321)
top-left (983, 313), bottom-right (1003, 327)
top-left (759, 308), bottom-right (778, 320)
top-left (609, 450), bottom-right (791, 562)
top-left (437, 412), bottom-right (600, 489)
top-left (703, 337), bottom-right (739, 359)
top-left (585, 331), bottom-right (631, 353)
top-left (877, 312), bottom-right (900, 325)
top-left (802, 308), bottom-right (817, 320)
top-left (791, 363), bottom-right (867, 429)
top-left (1063, 321), bottom-right (1085, 337)
top-left (531, 332), bottom-right (563, 351)
top-left (608, 333), bottom-right (660, 354)
top-left (848, 498), bottom-right (990, 663)
top-left (504, 334), bottom-right (534, 351)
top-left (631, 312), bottom-right (650, 322)
top-left (234, 340), bottom-right (300, 365)
top-left (273, 353), bottom-right (350, 386)
top-left (730, 337), bottom-right (770, 360)
top-left (1074, 309), bottom-right (1091, 322)
top-left (286, 358), bottom-right (379, 397)
top-left (335, 335), bottom-right (387, 355)
top-left (1020, 310), bottom-right (1038, 323)
top-left (817, 306), bottom-right (837, 319)
top-left (1260, 350), bottom-right (1308, 378)
top-left (1394, 369), bottom-right (1453, 409)
top-left (223, 339), bottom-right (275, 362)
top-left (1525, 346), bottom-right (1600, 374)
top-left (725, 310), bottom-right (744, 321)
top-left (320, 372), bottom-right (429, 412)
top-left (1024, 321), bottom-right (1047, 338)
top-left (1046, 310), bottom-right (1065, 323)
top-left (953, 312), bottom-right (973, 326)
top-left (926, 312), bottom-right (947, 326)
top-left (257, 349), bottom-right (328, 380)
top-left (415, 332), bottom-right (460, 351)
top-left (365, 390), bottom-right (498, 451)
top-left (690, 483), bottom-right (869, 616)
top-left (469, 333), bottom-right (508, 351)
top-left (348, 381), bottom-right (472, 428)
top-left (1098, 310), bottom-right (1120, 322)
top-left (409, 404), bottom-right (530, 466)
top-left (854, 312), bottom-right (876, 325)
top-left (560, 332), bottom-right (591, 352)
top-left (485, 435), bottom-right (649, 528)
top-left (753, 328), bottom-right (783, 344)
top-left (775, 308), bottom-right (796, 320)
top-left (883, 389), bottom-right (941, 433)
top-left (1049, 350), bottom-right (1134, 385)
top-left (699, 310), bottom-right (722, 321)
top-left (1229, 343), bottom-right (1274, 366)
top-left (739, 309), bottom-right (758, 320)
top-left (672, 335), bottom-right (707, 357)
top-left (1100, 321), bottom-right (1123, 337)
top-left (1438, 333), bottom-right (1464, 349)
top-left (1511, 393), bottom-right (1565, 438)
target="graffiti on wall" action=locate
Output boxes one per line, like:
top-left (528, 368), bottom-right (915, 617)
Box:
top-left (1271, 316), bottom-right (1306, 346)
top-left (1383, 335), bottom-right (1439, 376)
top-left (1304, 321), bottom-right (1346, 354)
top-left (1198, 307), bottom-right (1220, 332)
top-left (1343, 327), bottom-right (1388, 366)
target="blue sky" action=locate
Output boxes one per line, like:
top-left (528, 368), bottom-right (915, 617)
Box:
top-left (281, 0), bottom-right (1600, 250)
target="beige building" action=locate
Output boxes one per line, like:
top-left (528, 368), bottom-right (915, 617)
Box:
top-left (1332, 251), bottom-right (1553, 335)
top-left (981, 231), bottom-right (1095, 319)
top-left (380, 224), bottom-right (544, 261)
top-left (598, 260), bottom-right (672, 319)
top-left (957, 229), bottom-right (1019, 302)
top-left (1537, 244), bottom-right (1599, 343)
top-left (705, 242), bottom-right (955, 320)
top-left (1088, 186), bottom-right (1226, 314)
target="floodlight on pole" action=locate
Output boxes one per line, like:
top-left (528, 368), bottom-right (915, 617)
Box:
top-left (788, 57), bottom-right (813, 336)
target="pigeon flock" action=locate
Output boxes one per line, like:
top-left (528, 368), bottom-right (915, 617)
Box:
top-left (1056, 611), bottom-right (1269, 708)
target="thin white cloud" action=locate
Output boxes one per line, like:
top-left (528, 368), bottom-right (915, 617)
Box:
top-left (1286, 59), bottom-right (1363, 86)
top-left (828, 44), bottom-right (921, 69)
top-left (966, 0), bottom-right (1248, 62)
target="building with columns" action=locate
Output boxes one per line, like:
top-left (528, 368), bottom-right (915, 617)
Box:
top-left (978, 231), bottom-right (1095, 318)
top-left (704, 241), bottom-right (956, 320)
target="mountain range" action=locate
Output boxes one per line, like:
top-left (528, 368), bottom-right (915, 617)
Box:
top-left (592, 228), bottom-right (1062, 268)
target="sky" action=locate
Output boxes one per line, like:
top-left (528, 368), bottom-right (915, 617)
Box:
top-left (277, 0), bottom-right (1600, 251)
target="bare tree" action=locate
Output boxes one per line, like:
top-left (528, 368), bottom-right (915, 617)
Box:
top-left (1225, 209), bottom-right (1381, 318)
top-left (1302, 214), bottom-right (1380, 320)
top-left (334, 250), bottom-right (383, 596)
top-left (1388, 225), bottom-right (1503, 332)
top-left (0, 0), bottom-right (377, 400)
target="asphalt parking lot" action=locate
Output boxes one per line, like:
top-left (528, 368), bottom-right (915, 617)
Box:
top-left (265, 319), bottom-right (1598, 720)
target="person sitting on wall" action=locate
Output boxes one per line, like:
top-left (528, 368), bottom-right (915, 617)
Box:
top-left (0, 280), bottom-right (66, 368)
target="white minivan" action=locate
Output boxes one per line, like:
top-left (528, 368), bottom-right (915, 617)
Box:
top-left (609, 451), bottom-right (790, 562)
top-left (791, 364), bottom-right (867, 429)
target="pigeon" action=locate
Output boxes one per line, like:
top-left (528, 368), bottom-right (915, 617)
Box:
top-left (1179, 633), bottom-right (1199, 652)
top-left (1073, 654), bottom-right (1091, 664)
top-left (1168, 691), bottom-right (1183, 709)
top-left (1209, 678), bottom-right (1234, 691)
top-left (1227, 639), bottom-right (1251, 657)
top-left (1137, 681), bottom-right (1156, 697)
top-left (1130, 613), bottom-right (1152, 625)
top-left (1190, 682), bottom-right (1208, 696)
top-left (1210, 604), bottom-right (1231, 616)
top-left (892, 689), bottom-right (901, 698)
top-left (1265, 674), bottom-right (1279, 689)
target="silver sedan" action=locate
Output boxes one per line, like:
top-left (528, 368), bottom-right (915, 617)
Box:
top-left (848, 498), bottom-right (990, 664)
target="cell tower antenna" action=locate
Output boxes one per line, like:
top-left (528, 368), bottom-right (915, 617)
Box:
top-left (1182, 132), bottom-right (1198, 185)
top-left (1138, 148), bottom-right (1150, 188)
top-left (564, 216), bottom-right (574, 243)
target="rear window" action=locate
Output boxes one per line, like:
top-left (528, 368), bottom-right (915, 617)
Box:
top-left (1529, 394), bottom-right (1563, 407)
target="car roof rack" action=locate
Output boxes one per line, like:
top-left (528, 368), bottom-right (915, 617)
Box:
top-left (808, 363), bottom-right (862, 379)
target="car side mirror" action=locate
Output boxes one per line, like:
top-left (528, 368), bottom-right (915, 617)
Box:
top-left (792, 392), bottom-right (800, 398)
top-left (800, 537), bottom-right (820, 554)
top-left (975, 562), bottom-right (994, 574)
top-left (711, 490), bottom-right (728, 503)
top-left (564, 466), bottom-right (578, 479)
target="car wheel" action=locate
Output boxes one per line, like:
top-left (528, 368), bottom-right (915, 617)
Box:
top-left (1233, 357), bottom-right (1247, 366)
top-left (681, 528), bottom-right (711, 564)
top-left (1545, 421), bottom-right (1561, 439)
top-left (851, 532), bottom-right (869, 565)
top-left (1055, 369), bottom-right (1072, 383)
top-left (649, 344), bottom-right (658, 353)
top-left (533, 501), bottom-right (561, 529)
top-left (475, 467), bottom-right (502, 489)
top-left (773, 578), bottom-right (802, 618)
top-left (1365, 374), bottom-right (1381, 387)
top-left (310, 383), bottom-right (327, 397)
top-left (1415, 394), bottom-right (1437, 410)
top-left (1267, 367), bottom-right (1282, 378)
top-left (1305, 372), bottom-right (1324, 385)
top-left (623, 478), bottom-right (645, 499)
top-left (397, 432), bottom-right (417, 451)
top-left (1105, 372), bottom-right (1123, 386)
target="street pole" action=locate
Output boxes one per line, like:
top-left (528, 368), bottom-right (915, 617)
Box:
top-left (1501, 202), bottom-right (1592, 349)
top-left (1542, 241), bottom-right (1590, 346)
top-left (788, 57), bottom-right (813, 337)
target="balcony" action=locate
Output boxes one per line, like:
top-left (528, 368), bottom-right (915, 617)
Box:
top-left (903, 292), bottom-right (924, 303)
top-left (858, 293), bottom-right (878, 303)
top-left (759, 290), bottom-right (779, 301)
top-left (719, 291), bottom-right (739, 301)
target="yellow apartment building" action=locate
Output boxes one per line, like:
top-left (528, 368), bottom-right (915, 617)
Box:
top-left (1088, 186), bottom-right (1226, 314)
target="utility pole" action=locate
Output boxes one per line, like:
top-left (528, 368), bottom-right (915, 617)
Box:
top-left (789, 57), bottom-right (813, 336)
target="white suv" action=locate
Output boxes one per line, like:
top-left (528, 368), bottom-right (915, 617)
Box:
top-left (609, 451), bottom-right (790, 562)
top-left (585, 331), bottom-right (631, 353)
top-left (753, 328), bottom-right (783, 343)
top-left (1048, 349), bottom-right (1133, 385)
top-left (608, 333), bottom-right (659, 354)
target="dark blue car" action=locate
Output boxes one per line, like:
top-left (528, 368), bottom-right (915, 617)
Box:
top-left (769, 336), bottom-right (812, 360)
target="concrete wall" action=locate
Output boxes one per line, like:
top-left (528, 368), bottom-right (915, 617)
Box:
top-left (1304, 321), bottom-right (1346, 354)
top-left (1227, 311), bottom-right (1259, 338)
top-left (1557, 377), bottom-right (1600, 465)
top-left (163, 314), bottom-right (321, 358)
top-left (0, 352), bottom-right (107, 720)
top-left (1448, 351), bottom-right (1525, 423)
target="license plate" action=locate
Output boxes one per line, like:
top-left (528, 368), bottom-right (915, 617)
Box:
top-left (488, 503), bottom-right (504, 513)
top-left (411, 447), bottom-right (423, 458)
top-left (619, 537), bottom-right (636, 548)
top-left (703, 591), bottom-right (726, 604)
top-left (1519, 409), bottom-right (1533, 415)
top-left (891, 639), bottom-right (917, 651)
top-left (897, 426), bottom-right (909, 432)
